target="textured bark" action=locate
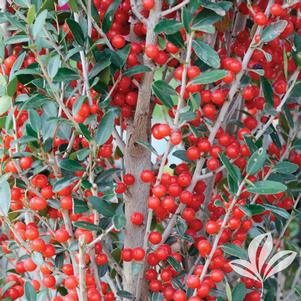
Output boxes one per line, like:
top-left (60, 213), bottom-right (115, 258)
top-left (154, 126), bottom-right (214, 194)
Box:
top-left (123, 1), bottom-right (162, 299)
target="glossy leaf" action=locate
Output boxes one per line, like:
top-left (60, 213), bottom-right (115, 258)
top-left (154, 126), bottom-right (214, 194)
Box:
top-left (154, 19), bottom-right (183, 35)
top-left (232, 283), bottom-right (247, 300)
top-left (167, 256), bottom-right (182, 272)
top-left (123, 65), bottom-right (152, 77)
top-left (53, 176), bottom-right (78, 192)
top-left (261, 20), bottom-right (288, 43)
top-left (246, 148), bottom-right (267, 175)
top-left (260, 77), bottom-right (274, 106)
top-left (73, 198), bottom-right (89, 214)
top-left (32, 9), bottom-right (47, 39)
top-left (74, 221), bottom-right (100, 231)
top-left (152, 80), bottom-right (177, 108)
top-left (192, 9), bottom-right (222, 30)
top-left (116, 291), bottom-right (134, 299)
top-left (273, 161), bottom-right (298, 174)
top-left (193, 40), bottom-right (220, 68)
top-left (66, 18), bottom-right (85, 46)
top-left (0, 95), bottom-right (12, 116)
top-left (0, 180), bottom-right (11, 216)
top-left (88, 196), bottom-right (115, 217)
top-left (246, 181), bottom-right (287, 195)
top-left (222, 243), bottom-right (247, 259)
top-left (59, 159), bottom-right (85, 172)
top-left (191, 70), bottom-right (227, 85)
top-left (113, 214), bottom-right (126, 230)
top-left (102, 0), bottom-right (122, 33)
top-left (262, 204), bottom-right (290, 219)
top-left (198, 0), bottom-right (232, 16)
top-left (95, 109), bottom-right (116, 146)
top-left (53, 68), bottom-right (80, 81)
top-left (219, 153), bottom-right (241, 182)
top-left (25, 282), bottom-right (37, 301)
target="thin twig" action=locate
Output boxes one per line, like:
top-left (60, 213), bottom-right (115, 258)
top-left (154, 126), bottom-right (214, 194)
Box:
top-left (161, 0), bottom-right (190, 16)
top-left (79, 236), bottom-right (87, 301)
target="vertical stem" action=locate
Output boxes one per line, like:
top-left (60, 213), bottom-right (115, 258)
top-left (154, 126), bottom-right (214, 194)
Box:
top-left (79, 236), bottom-right (87, 301)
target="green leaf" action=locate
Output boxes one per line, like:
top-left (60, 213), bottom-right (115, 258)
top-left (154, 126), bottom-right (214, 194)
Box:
top-left (152, 292), bottom-right (164, 301)
top-left (226, 282), bottom-right (232, 301)
top-left (192, 40), bottom-right (220, 68)
top-left (111, 44), bottom-right (130, 68)
top-left (261, 20), bottom-right (288, 43)
top-left (95, 168), bottom-right (121, 185)
top-left (53, 68), bottom-right (80, 81)
top-left (191, 70), bottom-right (227, 85)
top-left (32, 251), bottom-right (43, 266)
top-left (273, 161), bottom-right (298, 174)
top-left (47, 55), bottom-right (60, 79)
top-left (166, 32), bottom-right (184, 48)
top-left (9, 52), bottom-right (26, 81)
top-left (79, 123), bottom-right (92, 141)
top-left (116, 291), bottom-right (134, 299)
top-left (136, 139), bottom-right (159, 156)
top-left (154, 19), bottom-right (183, 35)
top-left (72, 96), bottom-right (86, 116)
top-left (260, 77), bottom-right (273, 106)
top-left (7, 77), bottom-right (18, 97)
top-left (73, 198), bottom-right (89, 214)
top-left (219, 153), bottom-right (241, 182)
top-left (173, 150), bottom-right (190, 162)
top-left (89, 60), bottom-right (111, 79)
top-left (293, 285), bottom-right (301, 299)
top-left (74, 221), bottom-right (99, 231)
top-left (239, 204), bottom-right (265, 216)
top-left (0, 180), bottom-right (11, 216)
top-left (228, 173), bottom-right (239, 194)
top-left (55, 252), bottom-right (64, 268)
top-left (221, 243), bottom-right (247, 259)
top-left (123, 65), bottom-right (152, 77)
top-left (95, 109), bottom-right (116, 146)
top-left (53, 176), bottom-right (78, 192)
top-left (246, 180), bottom-right (287, 195)
top-left (27, 5), bottom-right (36, 24)
top-left (176, 217), bottom-right (188, 237)
top-left (167, 256), bottom-right (182, 272)
top-left (246, 148), bottom-right (267, 175)
top-left (32, 10), bottom-right (48, 40)
top-left (29, 110), bottom-right (41, 133)
top-left (152, 80), bottom-right (177, 108)
top-left (182, 7), bottom-right (191, 33)
top-left (5, 35), bottom-right (29, 45)
top-left (113, 214), bottom-right (125, 230)
top-left (263, 204), bottom-right (290, 219)
top-left (198, 0), bottom-right (232, 16)
top-left (3, 11), bottom-right (26, 31)
top-left (68, 0), bottom-right (79, 11)
top-left (66, 18), bottom-right (85, 46)
top-left (102, 0), bottom-right (122, 33)
top-left (25, 282), bottom-right (37, 301)
top-left (243, 135), bottom-right (258, 153)
top-left (59, 159), bottom-right (85, 172)
top-left (232, 283), bottom-right (247, 301)
top-left (192, 9), bottom-right (222, 30)
top-left (88, 196), bottom-right (115, 217)
top-left (269, 124), bottom-right (282, 149)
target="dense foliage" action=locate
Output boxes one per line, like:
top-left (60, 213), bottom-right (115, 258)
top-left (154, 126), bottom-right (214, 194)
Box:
top-left (0, 0), bottom-right (301, 300)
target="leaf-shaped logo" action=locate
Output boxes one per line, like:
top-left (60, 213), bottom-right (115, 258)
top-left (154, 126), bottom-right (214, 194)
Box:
top-left (229, 232), bottom-right (297, 297)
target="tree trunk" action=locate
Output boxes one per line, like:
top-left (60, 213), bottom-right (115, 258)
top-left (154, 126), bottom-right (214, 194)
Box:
top-left (123, 2), bottom-right (162, 299)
